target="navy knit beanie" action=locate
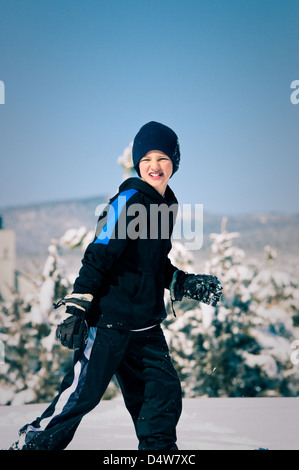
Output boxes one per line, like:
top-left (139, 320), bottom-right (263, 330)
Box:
top-left (132, 121), bottom-right (180, 177)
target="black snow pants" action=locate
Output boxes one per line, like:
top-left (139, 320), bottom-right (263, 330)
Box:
top-left (22, 325), bottom-right (182, 450)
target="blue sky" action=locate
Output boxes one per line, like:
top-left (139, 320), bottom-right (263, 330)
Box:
top-left (0, 0), bottom-right (298, 215)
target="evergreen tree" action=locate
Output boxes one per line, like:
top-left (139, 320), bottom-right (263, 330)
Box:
top-left (165, 218), bottom-right (299, 397)
top-left (0, 241), bottom-right (72, 404)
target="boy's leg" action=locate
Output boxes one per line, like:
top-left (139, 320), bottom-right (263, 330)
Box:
top-left (16, 327), bottom-right (130, 450)
top-left (116, 325), bottom-right (182, 450)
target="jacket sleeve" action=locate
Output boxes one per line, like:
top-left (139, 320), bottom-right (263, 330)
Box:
top-left (72, 197), bottom-right (132, 295)
top-left (164, 240), bottom-right (179, 289)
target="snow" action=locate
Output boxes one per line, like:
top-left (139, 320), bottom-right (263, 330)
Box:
top-left (1, 397), bottom-right (298, 450)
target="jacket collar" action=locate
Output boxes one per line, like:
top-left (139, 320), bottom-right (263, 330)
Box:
top-left (118, 177), bottom-right (177, 205)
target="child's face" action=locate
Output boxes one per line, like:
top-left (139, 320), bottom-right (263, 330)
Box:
top-left (139, 151), bottom-right (173, 196)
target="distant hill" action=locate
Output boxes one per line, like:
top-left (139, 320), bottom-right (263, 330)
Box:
top-left (0, 196), bottom-right (107, 258)
top-left (1, 196), bottom-right (299, 272)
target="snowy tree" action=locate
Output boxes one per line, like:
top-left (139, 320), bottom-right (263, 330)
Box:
top-left (0, 240), bottom-right (72, 405)
top-left (165, 218), bottom-right (299, 397)
top-left (0, 228), bottom-right (121, 404)
top-left (117, 142), bottom-right (135, 179)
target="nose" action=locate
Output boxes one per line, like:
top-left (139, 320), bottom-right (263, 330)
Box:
top-left (150, 161), bottom-right (161, 170)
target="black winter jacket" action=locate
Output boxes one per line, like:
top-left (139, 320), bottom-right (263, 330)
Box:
top-left (73, 177), bottom-right (179, 330)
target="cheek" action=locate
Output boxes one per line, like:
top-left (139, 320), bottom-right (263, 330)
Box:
top-left (165, 162), bottom-right (173, 177)
top-left (139, 164), bottom-right (148, 178)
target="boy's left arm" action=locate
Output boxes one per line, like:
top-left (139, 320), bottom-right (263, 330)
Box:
top-left (164, 255), bottom-right (179, 290)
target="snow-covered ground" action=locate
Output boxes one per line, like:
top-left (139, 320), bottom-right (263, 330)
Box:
top-left (1, 397), bottom-right (298, 450)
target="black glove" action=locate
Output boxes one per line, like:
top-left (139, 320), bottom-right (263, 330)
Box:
top-left (54, 293), bottom-right (93, 350)
top-left (170, 270), bottom-right (223, 307)
top-left (55, 307), bottom-right (89, 350)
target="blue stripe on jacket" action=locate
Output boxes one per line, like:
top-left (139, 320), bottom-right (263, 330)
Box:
top-left (94, 188), bottom-right (138, 245)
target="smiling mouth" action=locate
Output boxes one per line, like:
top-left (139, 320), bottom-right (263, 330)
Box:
top-left (149, 172), bottom-right (163, 178)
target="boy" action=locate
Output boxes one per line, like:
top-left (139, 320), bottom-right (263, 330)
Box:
top-left (10, 121), bottom-right (222, 450)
